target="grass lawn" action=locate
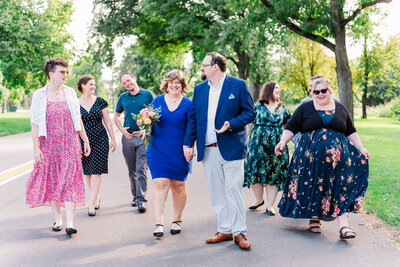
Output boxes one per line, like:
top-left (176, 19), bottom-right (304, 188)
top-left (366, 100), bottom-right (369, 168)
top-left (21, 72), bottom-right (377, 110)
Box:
top-left (0, 112), bottom-right (31, 137)
top-left (355, 117), bottom-right (400, 231)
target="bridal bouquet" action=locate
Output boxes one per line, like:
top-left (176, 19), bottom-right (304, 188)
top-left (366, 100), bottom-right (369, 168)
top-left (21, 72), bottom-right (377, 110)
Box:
top-left (132, 105), bottom-right (161, 145)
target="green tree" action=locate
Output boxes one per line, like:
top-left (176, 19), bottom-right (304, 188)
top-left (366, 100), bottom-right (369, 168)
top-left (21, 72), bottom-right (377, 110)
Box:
top-left (280, 36), bottom-right (337, 101)
top-left (0, 0), bottom-right (74, 112)
top-left (350, 11), bottom-right (382, 118)
top-left (115, 45), bottom-right (188, 96)
top-left (260, 0), bottom-right (392, 119)
top-left (91, 0), bottom-right (286, 98)
top-left (367, 35), bottom-right (400, 104)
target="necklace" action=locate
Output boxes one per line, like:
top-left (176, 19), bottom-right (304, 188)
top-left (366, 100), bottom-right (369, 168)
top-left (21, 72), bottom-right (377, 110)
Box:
top-left (167, 94), bottom-right (181, 104)
top-left (48, 85), bottom-right (62, 95)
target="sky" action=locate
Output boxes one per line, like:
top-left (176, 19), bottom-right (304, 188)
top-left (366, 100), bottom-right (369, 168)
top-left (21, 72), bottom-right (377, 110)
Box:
top-left (68, 0), bottom-right (400, 79)
top-left (68, 1), bottom-right (94, 51)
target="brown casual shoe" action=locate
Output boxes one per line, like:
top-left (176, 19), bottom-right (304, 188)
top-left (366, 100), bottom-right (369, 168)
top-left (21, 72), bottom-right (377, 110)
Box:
top-left (234, 233), bottom-right (251, 249)
top-left (205, 232), bottom-right (233, 243)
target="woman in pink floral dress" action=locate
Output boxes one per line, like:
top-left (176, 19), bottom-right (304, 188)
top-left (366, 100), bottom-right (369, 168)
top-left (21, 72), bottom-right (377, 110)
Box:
top-left (26, 58), bottom-right (91, 236)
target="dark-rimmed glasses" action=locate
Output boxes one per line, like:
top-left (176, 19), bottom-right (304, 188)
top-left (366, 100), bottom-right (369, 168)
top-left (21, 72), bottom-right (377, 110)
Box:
top-left (54, 70), bottom-right (69, 76)
top-left (202, 63), bottom-right (214, 67)
top-left (313, 88), bottom-right (328, 95)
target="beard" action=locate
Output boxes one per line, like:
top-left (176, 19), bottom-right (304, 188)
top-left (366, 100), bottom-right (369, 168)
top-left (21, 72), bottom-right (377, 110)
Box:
top-left (201, 73), bottom-right (207, 81)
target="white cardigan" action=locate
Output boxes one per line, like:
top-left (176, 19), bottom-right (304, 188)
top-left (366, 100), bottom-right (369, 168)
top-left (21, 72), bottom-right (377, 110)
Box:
top-left (30, 85), bottom-right (81, 137)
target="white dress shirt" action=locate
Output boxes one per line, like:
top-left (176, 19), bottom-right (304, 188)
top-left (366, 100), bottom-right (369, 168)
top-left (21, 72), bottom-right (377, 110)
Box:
top-left (205, 74), bottom-right (226, 146)
top-left (30, 85), bottom-right (81, 137)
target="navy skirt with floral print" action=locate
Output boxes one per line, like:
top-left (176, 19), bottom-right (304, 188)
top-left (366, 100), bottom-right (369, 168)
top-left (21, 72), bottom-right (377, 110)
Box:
top-left (278, 128), bottom-right (369, 221)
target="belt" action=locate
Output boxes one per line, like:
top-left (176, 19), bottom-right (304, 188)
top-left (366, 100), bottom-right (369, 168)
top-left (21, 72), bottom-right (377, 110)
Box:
top-left (205, 143), bottom-right (218, 147)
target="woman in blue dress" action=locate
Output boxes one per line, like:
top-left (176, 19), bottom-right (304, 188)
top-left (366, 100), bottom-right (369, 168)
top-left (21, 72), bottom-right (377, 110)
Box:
top-left (244, 82), bottom-right (291, 215)
top-left (275, 78), bottom-right (370, 240)
top-left (146, 70), bottom-right (192, 238)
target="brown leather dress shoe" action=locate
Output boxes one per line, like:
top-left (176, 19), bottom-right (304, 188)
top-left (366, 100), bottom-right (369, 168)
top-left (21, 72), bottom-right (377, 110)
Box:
top-left (234, 233), bottom-right (251, 249)
top-left (205, 232), bottom-right (233, 243)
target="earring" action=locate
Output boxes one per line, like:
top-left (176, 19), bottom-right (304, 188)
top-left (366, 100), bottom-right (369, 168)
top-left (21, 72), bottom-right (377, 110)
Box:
top-left (82, 87), bottom-right (85, 94)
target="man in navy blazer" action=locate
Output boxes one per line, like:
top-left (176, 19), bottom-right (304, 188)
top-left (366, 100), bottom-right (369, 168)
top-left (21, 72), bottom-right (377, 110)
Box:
top-left (183, 52), bottom-right (255, 249)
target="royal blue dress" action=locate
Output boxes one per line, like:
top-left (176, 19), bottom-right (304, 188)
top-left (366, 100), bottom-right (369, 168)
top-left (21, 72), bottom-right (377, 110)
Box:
top-left (146, 95), bottom-right (192, 181)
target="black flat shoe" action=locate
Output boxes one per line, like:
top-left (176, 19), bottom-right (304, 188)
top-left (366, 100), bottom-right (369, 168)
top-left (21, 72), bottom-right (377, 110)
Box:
top-left (266, 208), bottom-right (276, 216)
top-left (66, 228), bottom-right (77, 235)
top-left (52, 222), bottom-right (62, 232)
top-left (248, 200), bottom-right (264, 210)
top-left (339, 226), bottom-right (356, 240)
top-left (138, 202), bottom-right (147, 213)
top-left (88, 210), bottom-right (96, 216)
top-left (94, 199), bottom-right (100, 210)
top-left (154, 224), bottom-right (164, 238)
top-left (170, 220), bottom-right (182, 235)
top-left (131, 200), bottom-right (137, 207)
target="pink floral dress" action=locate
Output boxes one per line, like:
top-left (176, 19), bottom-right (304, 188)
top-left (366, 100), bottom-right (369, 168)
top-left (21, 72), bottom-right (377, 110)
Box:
top-left (26, 101), bottom-right (85, 207)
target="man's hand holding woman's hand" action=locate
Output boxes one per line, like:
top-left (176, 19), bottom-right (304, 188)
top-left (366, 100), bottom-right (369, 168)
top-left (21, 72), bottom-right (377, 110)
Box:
top-left (183, 147), bottom-right (194, 162)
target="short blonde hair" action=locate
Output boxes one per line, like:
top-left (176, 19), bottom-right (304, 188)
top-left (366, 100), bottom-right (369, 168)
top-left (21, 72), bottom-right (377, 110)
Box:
top-left (160, 70), bottom-right (189, 94)
top-left (311, 78), bottom-right (333, 97)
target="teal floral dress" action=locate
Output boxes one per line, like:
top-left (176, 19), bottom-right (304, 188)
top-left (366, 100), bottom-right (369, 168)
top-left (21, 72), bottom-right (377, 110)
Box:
top-left (244, 102), bottom-right (291, 189)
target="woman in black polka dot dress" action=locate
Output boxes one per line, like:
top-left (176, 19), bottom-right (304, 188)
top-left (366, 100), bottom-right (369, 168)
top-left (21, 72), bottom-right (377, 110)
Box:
top-left (78, 75), bottom-right (116, 216)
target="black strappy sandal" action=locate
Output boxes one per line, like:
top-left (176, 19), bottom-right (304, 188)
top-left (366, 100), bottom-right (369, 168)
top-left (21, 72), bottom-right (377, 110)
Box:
top-left (170, 220), bottom-right (182, 235)
top-left (308, 219), bottom-right (321, 234)
top-left (153, 224), bottom-right (164, 238)
top-left (339, 226), bottom-right (356, 240)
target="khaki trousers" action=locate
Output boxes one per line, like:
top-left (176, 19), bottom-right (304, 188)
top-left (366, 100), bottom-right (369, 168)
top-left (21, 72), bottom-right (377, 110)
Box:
top-left (202, 147), bottom-right (247, 236)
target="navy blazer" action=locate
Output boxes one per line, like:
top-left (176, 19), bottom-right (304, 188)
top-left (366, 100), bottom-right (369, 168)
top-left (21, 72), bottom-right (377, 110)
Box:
top-left (183, 75), bottom-right (255, 161)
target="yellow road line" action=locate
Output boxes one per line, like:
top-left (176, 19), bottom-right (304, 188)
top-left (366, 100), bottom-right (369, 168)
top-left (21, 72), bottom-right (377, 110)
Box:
top-left (0, 161), bottom-right (34, 182)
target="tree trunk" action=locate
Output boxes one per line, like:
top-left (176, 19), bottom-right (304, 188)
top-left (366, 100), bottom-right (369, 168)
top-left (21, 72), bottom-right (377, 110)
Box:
top-left (249, 73), bottom-right (261, 101)
top-left (236, 54), bottom-right (250, 81)
top-left (24, 95), bottom-right (29, 110)
top-left (335, 28), bottom-right (354, 120)
top-left (2, 98), bottom-right (7, 113)
top-left (231, 44), bottom-right (253, 98)
top-left (362, 38), bottom-right (368, 119)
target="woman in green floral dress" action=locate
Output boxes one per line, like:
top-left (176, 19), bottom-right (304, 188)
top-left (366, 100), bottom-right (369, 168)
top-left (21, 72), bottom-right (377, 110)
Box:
top-left (244, 81), bottom-right (291, 215)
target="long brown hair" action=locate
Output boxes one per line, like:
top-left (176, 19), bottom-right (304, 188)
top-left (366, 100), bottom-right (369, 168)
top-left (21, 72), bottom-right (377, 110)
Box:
top-left (258, 81), bottom-right (281, 105)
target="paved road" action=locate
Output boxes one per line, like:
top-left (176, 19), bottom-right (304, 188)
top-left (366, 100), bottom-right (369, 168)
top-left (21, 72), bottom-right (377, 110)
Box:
top-left (0, 132), bottom-right (399, 266)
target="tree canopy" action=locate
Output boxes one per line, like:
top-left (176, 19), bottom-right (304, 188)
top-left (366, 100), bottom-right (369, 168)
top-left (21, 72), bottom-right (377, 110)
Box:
top-left (91, 0), bottom-right (287, 97)
top-left (260, 0), bottom-right (392, 118)
top-left (0, 0), bottom-right (74, 91)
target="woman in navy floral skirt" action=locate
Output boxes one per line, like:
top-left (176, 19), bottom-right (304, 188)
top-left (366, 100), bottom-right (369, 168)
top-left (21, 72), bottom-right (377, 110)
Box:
top-left (275, 78), bottom-right (370, 240)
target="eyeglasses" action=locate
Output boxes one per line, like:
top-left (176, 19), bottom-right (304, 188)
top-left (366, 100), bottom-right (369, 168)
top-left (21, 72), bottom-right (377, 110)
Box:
top-left (53, 70), bottom-right (69, 76)
top-left (201, 63), bottom-right (214, 67)
top-left (313, 88), bottom-right (328, 95)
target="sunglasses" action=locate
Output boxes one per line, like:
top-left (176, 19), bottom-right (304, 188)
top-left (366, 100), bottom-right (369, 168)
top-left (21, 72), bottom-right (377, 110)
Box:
top-left (313, 88), bottom-right (328, 95)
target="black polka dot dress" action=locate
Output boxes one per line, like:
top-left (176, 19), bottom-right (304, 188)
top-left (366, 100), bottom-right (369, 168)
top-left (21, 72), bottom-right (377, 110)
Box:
top-left (80, 97), bottom-right (109, 175)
